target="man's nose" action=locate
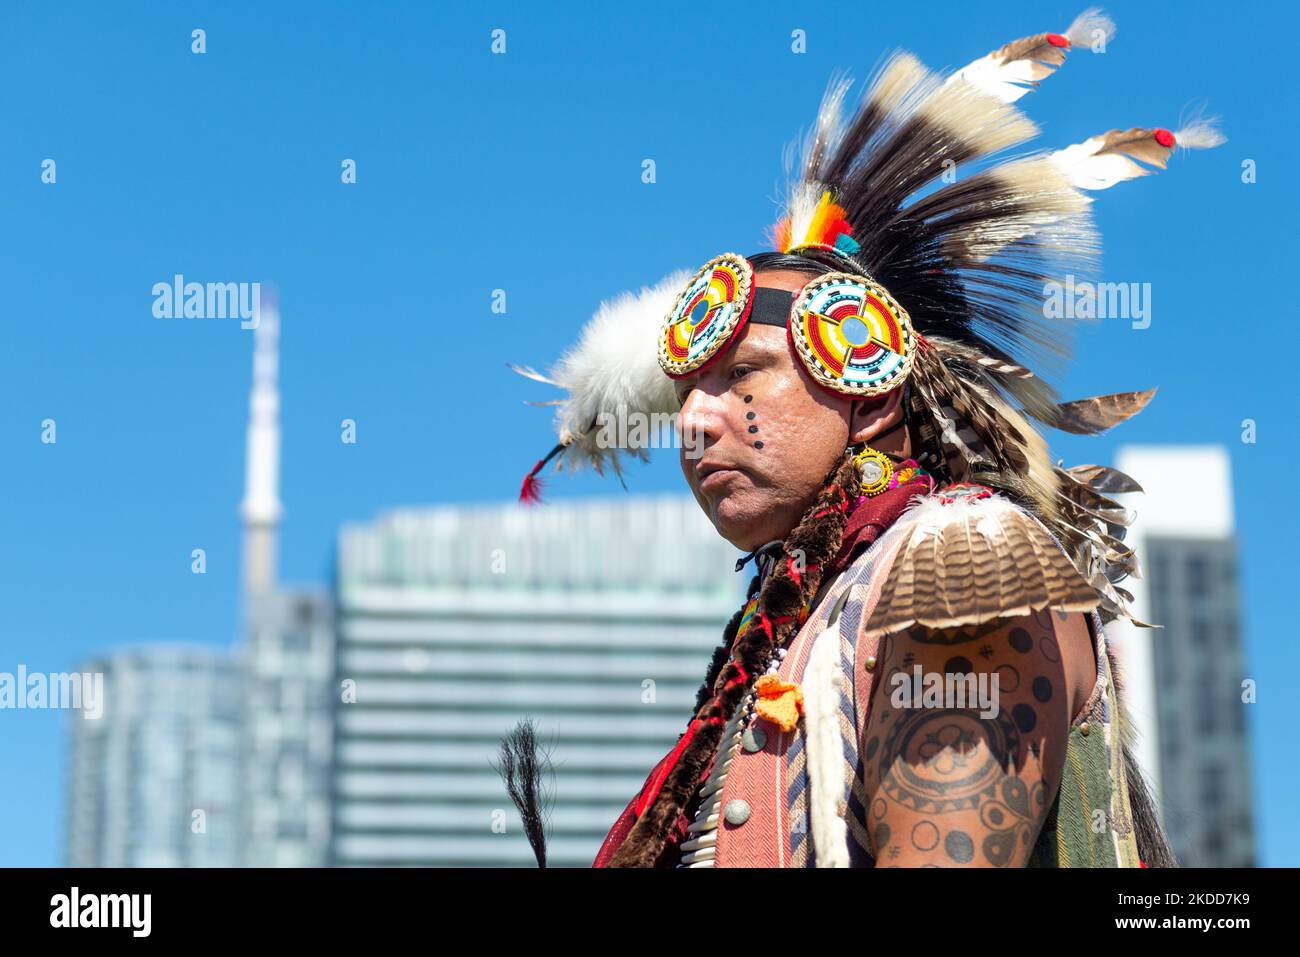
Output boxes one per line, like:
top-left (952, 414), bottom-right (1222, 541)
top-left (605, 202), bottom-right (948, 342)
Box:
top-left (678, 386), bottom-right (725, 457)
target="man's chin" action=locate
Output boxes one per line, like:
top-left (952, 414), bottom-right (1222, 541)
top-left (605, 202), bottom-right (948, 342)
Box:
top-left (708, 493), bottom-right (777, 552)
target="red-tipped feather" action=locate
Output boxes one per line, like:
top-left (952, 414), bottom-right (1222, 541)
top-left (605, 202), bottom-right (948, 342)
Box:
top-left (519, 462), bottom-right (546, 504)
top-left (518, 442), bottom-right (566, 505)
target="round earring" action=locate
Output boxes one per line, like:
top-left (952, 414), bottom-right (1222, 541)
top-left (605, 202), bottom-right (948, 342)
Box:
top-left (853, 446), bottom-right (895, 496)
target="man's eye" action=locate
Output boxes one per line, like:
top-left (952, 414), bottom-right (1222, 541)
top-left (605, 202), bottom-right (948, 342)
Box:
top-left (730, 365), bottom-right (755, 381)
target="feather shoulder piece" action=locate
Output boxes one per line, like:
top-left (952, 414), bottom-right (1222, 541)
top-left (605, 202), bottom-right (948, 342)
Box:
top-left (861, 484), bottom-right (1101, 642)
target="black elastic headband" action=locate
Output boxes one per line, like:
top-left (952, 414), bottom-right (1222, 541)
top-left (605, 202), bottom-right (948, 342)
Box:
top-left (748, 286), bottom-right (795, 328)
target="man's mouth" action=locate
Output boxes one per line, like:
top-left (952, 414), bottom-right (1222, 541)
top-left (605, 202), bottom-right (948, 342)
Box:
top-left (697, 462), bottom-right (746, 492)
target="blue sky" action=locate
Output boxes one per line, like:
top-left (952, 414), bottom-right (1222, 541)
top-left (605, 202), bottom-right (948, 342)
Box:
top-left (0, 1), bottom-right (1295, 866)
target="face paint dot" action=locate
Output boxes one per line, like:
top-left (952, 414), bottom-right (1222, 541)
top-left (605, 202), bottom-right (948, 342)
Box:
top-left (754, 441), bottom-right (764, 449)
top-left (748, 425), bottom-right (758, 433)
top-left (743, 395), bottom-right (753, 403)
top-left (746, 411), bottom-right (755, 420)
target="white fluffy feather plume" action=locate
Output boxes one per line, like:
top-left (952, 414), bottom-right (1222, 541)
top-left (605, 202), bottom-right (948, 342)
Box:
top-left (1171, 119), bottom-right (1226, 150)
top-left (511, 269), bottom-right (688, 478)
top-left (1064, 6), bottom-right (1117, 50)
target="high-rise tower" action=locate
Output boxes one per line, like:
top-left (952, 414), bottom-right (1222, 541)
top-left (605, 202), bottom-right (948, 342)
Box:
top-left (236, 290), bottom-right (336, 866)
top-left (240, 289), bottom-right (283, 596)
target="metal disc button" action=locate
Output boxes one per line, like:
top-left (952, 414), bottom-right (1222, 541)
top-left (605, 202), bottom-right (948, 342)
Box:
top-left (723, 799), bottom-right (752, 826)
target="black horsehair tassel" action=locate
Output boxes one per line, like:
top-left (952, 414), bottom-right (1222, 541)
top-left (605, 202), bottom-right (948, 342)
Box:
top-left (493, 717), bottom-right (554, 867)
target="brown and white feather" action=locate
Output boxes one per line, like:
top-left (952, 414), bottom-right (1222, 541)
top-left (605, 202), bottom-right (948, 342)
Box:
top-left (862, 492), bottom-right (1101, 642)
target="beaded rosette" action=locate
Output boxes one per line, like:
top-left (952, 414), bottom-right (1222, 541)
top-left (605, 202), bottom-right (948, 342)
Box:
top-left (658, 253), bottom-right (754, 377)
top-left (787, 272), bottom-right (915, 397)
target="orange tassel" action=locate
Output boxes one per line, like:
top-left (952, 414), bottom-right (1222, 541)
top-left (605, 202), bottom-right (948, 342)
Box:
top-left (753, 674), bottom-right (804, 732)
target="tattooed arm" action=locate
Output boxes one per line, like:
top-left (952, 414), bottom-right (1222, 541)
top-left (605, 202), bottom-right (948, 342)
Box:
top-left (859, 608), bottom-right (1096, 867)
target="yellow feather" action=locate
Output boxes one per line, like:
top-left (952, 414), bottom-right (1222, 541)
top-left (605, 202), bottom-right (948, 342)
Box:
top-left (804, 190), bottom-right (833, 247)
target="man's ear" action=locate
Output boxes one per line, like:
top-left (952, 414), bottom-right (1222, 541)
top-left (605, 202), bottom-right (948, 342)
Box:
top-left (849, 386), bottom-right (905, 445)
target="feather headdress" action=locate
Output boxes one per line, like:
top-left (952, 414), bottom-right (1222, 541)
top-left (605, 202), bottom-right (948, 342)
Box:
top-left (512, 7), bottom-right (1222, 627)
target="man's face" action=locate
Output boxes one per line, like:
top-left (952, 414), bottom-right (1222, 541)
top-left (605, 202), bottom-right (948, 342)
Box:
top-left (674, 270), bottom-right (854, 551)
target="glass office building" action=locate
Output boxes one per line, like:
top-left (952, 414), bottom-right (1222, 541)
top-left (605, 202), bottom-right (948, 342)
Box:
top-left (330, 495), bottom-right (742, 866)
top-left (1106, 445), bottom-right (1256, 867)
top-left (65, 645), bottom-right (243, 867)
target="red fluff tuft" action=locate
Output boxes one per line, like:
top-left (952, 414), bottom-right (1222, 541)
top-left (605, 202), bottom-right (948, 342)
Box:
top-left (1154, 128), bottom-right (1176, 148)
top-left (519, 463), bottom-right (545, 505)
top-left (1047, 32), bottom-right (1069, 48)
top-left (825, 216), bottom-right (853, 240)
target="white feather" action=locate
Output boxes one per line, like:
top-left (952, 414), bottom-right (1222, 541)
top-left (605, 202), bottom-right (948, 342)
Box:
top-left (922, 68), bottom-right (1039, 157)
top-left (805, 617), bottom-right (850, 867)
top-left (784, 180), bottom-right (827, 252)
top-left (1064, 7), bottom-right (1116, 50)
top-left (1172, 119), bottom-right (1225, 150)
top-left (1052, 136), bottom-right (1147, 191)
top-left (944, 155), bottom-right (1096, 261)
top-left (800, 73), bottom-right (855, 181)
top-left (949, 52), bottom-right (1039, 105)
top-left (506, 362), bottom-right (561, 387)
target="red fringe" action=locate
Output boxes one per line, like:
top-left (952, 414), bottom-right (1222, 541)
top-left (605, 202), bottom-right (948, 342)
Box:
top-left (634, 719), bottom-right (701, 817)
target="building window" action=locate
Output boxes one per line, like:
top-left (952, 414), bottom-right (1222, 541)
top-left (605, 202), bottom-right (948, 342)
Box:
top-left (1195, 686), bottom-right (1215, 734)
top-left (1190, 618), bottom-right (1210, 649)
top-left (282, 630), bottom-right (312, 653)
top-left (1204, 827), bottom-right (1226, 864)
top-left (1200, 764), bottom-right (1224, 809)
top-left (1149, 548), bottom-right (1168, 592)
